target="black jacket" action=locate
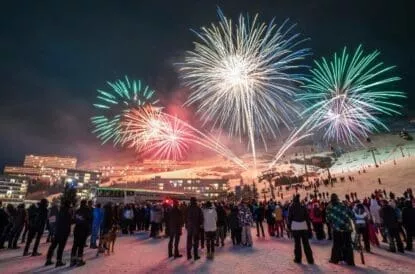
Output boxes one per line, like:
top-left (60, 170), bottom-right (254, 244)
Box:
top-left (14, 205), bottom-right (26, 228)
top-left (402, 201), bottom-right (415, 232)
top-left (0, 208), bottom-right (8, 229)
top-left (288, 202), bottom-right (311, 230)
top-left (74, 205), bottom-right (92, 235)
top-left (168, 206), bottom-right (183, 234)
top-left (265, 205), bottom-right (275, 225)
top-left (102, 204), bottom-right (114, 231)
top-left (216, 205), bottom-right (227, 226)
top-left (28, 203), bottom-right (48, 231)
top-left (380, 205), bottom-right (399, 229)
top-left (186, 203), bottom-right (203, 231)
top-left (255, 205), bottom-right (265, 222)
top-left (55, 206), bottom-right (72, 240)
top-left (227, 208), bottom-right (240, 229)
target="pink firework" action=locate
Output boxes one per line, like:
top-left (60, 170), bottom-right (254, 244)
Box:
top-left (121, 106), bottom-right (190, 160)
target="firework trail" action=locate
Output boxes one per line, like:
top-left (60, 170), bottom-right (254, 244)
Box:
top-left (180, 8), bottom-right (310, 168)
top-left (121, 107), bottom-right (248, 169)
top-left (269, 45), bottom-right (405, 167)
top-left (91, 76), bottom-right (158, 145)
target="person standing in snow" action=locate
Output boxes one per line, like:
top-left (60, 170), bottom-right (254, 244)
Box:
top-left (90, 203), bottom-right (103, 248)
top-left (185, 197), bottom-right (203, 261)
top-left (288, 194), bottom-right (314, 264)
top-left (167, 200), bottom-right (183, 258)
top-left (70, 200), bottom-right (91, 267)
top-left (239, 199), bottom-right (253, 247)
top-left (203, 201), bottom-right (217, 259)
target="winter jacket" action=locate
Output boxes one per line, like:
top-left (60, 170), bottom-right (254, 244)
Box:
top-left (216, 205), bottom-right (227, 226)
top-left (186, 203), bottom-right (203, 231)
top-left (102, 204), bottom-right (114, 231)
top-left (0, 208), bottom-right (8, 231)
top-left (255, 205), bottom-right (265, 222)
top-left (74, 205), bottom-right (92, 236)
top-left (274, 206), bottom-right (283, 221)
top-left (93, 207), bottom-right (104, 227)
top-left (123, 209), bottom-right (134, 220)
top-left (369, 199), bottom-right (381, 224)
top-left (288, 202), bottom-right (311, 231)
top-left (353, 205), bottom-right (369, 227)
top-left (238, 205), bottom-right (253, 226)
top-left (228, 208), bottom-right (240, 229)
top-left (309, 203), bottom-right (323, 223)
top-left (326, 201), bottom-right (354, 232)
top-left (402, 201), bottom-right (415, 233)
top-left (168, 206), bottom-right (184, 234)
top-left (14, 205), bottom-right (26, 228)
top-left (55, 205), bottom-right (72, 241)
top-left (265, 204), bottom-right (276, 224)
top-left (28, 203), bottom-right (48, 232)
top-left (150, 206), bottom-right (163, 223)
top-left (48, 205), bottom-right (59, 225)
top-left (203, 207), bottom-right (217, 232)
top-left (380, 204), bottom-right (399, 230)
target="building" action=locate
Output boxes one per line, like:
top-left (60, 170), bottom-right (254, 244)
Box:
top-left (0, 176), bottom-right (29, 205)
top-left (24, 154), bottom-right (77, 169)
top-left (3, 165), bottom-right (42, 177)
top-left (138, 177), bottom-right (229, 200)
top-left (3, 154), bottom-right (78, 183)
top-left (4, 165), bottom-right (67, 180)
top-left (92, 187), bottom-right (194, 204)
top-left (66, 169), bottom-right (102, 187)
top-left (64, 169), bottom-right (102, 200)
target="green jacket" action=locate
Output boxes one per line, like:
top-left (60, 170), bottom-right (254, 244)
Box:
top-left (326, 201), bottom-right (354, 232)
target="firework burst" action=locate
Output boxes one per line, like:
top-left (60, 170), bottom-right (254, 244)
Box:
top-left (269, 45), bottom-right (405, 167)
top-left (91, 76), bottom-right (159, 145)
top-left (121, 107), bottom-right (248, 168)
top-left (121, 106), bottom-right (190, 161)
top-left (180, 8), bottom-right (310, 167)
top-left (300, 45), bottom-right (405, 144)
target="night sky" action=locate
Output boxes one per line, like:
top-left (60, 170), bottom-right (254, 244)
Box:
top-left (0, 0), bottom-right (413, 168)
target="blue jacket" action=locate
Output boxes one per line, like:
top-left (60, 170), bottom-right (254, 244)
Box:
top-left (93, 207), bottom-right (104, 227)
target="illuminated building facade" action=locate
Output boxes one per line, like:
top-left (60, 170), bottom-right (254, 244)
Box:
top-left (24, 155), bottom-right (77, 169)
top-left (3, 154), bottom-right (78, 183)
top-left (0, 176), bottom-right (29, 205)
top-left (66, 169), bottom-right (102, 187)
top-left (140, 177), bottom-right (229, 199)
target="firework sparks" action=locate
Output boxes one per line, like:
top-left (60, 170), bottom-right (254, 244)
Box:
top-left (91, 76), bottom-right (159, 145)
top-left (121, 107), bottom-right (248, 169)
top-left (180, 8), bottom-right (310, 167)
top-left (121, 107), bottom-right (190, 161)
top-left (269, 45), bottom-right (405, 167)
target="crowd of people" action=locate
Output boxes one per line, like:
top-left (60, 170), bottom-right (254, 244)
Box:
top-left (0, 186), bottom-right (414, 268)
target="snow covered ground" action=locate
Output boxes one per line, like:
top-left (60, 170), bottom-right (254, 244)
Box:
top-left (1, 229), bottom-right (414, 273)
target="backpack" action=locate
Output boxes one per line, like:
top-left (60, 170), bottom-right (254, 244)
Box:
top-left (313, 206), bottom-right (322, 218)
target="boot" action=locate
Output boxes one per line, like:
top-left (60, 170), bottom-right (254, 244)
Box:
top-left (56, 261), bottom-right (66, 267)
top-left (45, 260), bottom-right (54, 266)
top-left (70, 258), bottom-right (77, 267)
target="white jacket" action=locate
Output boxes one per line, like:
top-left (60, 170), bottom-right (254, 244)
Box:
top-left (203, 207), bottom-right (217, 232)
top-left (369, 199), bottom-right (381, 224)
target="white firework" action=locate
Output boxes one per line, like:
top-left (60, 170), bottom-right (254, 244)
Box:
top-left (180, 8), bottom-right (310, 167)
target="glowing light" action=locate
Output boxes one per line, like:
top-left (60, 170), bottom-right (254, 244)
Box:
top-left (121, 107), bottom-right (248, 169)
top-left (180, 8), bottom-right (310, 167)
top-left (269, 45), bottom-right (405, 167)
top-left (91, 76), bottom-right (159, 145)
